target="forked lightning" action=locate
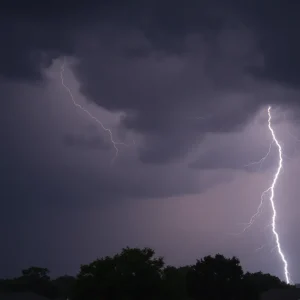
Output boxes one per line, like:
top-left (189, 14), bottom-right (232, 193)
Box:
top-left (266, 106), bottom-right (290, 283)
top-left (60, 60), bottom-right (291, 282)
top-left (243, 106), bottom-right (290, 283)
top-left (60, 57), bottom-right (128, 163)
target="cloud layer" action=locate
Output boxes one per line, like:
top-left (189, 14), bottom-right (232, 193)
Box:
top-left (3, 0), bottom-right (300, 283)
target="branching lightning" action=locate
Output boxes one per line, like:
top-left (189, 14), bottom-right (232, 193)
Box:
top-left (59, 57), bottom-right (291, 282)
top-left (244, 141), bottom-right (273, 171)
top-left (240, 188), bottom-right (271, 233)
top-left (60, 57), bottom-right (128, 164)
top-left (266, 106), bottom-right (290, 284)
top-left (243, 106), bottom-right (290, 283)
top-left (236, 141), bottom-right (274, 232)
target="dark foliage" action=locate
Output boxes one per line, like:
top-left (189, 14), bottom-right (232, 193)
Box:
top-left (0, 247), bottom-right (293, 300)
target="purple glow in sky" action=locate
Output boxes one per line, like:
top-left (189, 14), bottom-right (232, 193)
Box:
top-left (2, 0), bottom-right (300, 283)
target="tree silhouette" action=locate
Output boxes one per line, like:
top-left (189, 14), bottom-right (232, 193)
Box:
top-left (186, 254), bottom-right (244, 300)
top-left (0, 266), bottom-right (57, 298)
top-left (20, 267), bottom-right (56, 298)
top-left (242, 271), bottom-right (290, 300)
top-left (0, 248), bottom-right (293, 300)
top-left (163, 266), bottom-right (191, 299)
top-left (74, 247), bottom-right (165, 300)
top-left (21, 267), bottom-right (50, 281)
top-left (52, 275), bottom-right (76, 299)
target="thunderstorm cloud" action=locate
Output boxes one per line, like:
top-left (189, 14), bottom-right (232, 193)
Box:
top-left (2, 0), bottom-right (300, 283)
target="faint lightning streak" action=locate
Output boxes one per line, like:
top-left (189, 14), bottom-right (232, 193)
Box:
top-left (287, 130), bottom-right (300, 142)
top-left (255, 244), bottom-right (266, 252)
top-left (244, 141), bottom-right (273, 171)
top-left (188, 114), bottom-right (213, 121)
top-left (60, 57), bottom-right (128, 164)
top-left (194, 116), bottom-right (207, 120)
top-left (237, 138), bottom-right (274, 233)
top-left (266, 106), bottom-right (290, 284)
top-left (240, 188), bottom-right (271, 233)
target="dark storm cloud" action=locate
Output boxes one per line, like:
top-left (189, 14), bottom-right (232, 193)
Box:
top-left (63, 133), bottom-right (110, 150)
top-left (0, 15), bottom-right (74, 82)
top-left (71, 25), bottom-right (263, 163)
top-left (230, 1), bottom-right (300, 88)
top-left (3, 1), bottom-right (299, 81)
top-left (3, 1), bottom-right (300, 282)
top-left (1, 75), bottom-right (226, 214)
top-left (2, 0), bottom-right (300, 164)
top-left (2, 0), bottom-right (299, 86)
top-left (189, 144), bottom-right (275, 171)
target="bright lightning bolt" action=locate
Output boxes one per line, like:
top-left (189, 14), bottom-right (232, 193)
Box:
top-left (266, 106), bottom-right (290, 284)
top-left (60, 57), bottom-right (128, 164)
top-left (239, 106), bottom-right (290, 283)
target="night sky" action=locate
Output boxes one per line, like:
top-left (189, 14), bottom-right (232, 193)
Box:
top-left (2, 0), bottom-right (300, 283)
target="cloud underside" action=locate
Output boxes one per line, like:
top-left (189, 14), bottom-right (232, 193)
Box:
top-left (2, 1), bottom-right (300, 166)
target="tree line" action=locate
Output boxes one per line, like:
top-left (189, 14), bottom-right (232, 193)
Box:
top-left (0, 247), bottom-right (293, 300)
